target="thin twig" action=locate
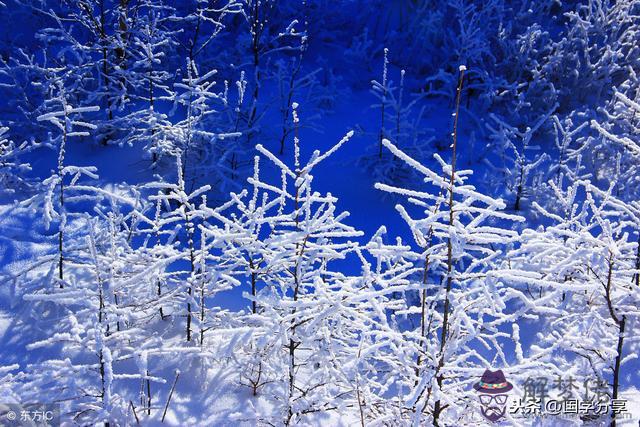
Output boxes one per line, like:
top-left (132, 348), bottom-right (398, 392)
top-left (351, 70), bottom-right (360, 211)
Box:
top-left (161, 371), bottom-right (180, 423)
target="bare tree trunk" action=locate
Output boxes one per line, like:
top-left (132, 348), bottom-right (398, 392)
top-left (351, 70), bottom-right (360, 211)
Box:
top-left (251, 270), bottom-right (257, 314)
top-left (247, 0), bottom-right (262, 145)
top-left (57, 114), bottom-right (68, 288)
top-left (161, 372), bottom-right (180, 423)
top-left (146, 371), bottom-right (151, 416)
top-left (157, 279), bottom-right (165, 319)
top-left (286, 162), bottom-right (305, 426)
top-left (149, 73), bottom-right (158, 165)
top-left (356, 345), bottom-right (366, 427)
top-left (186, 230), bottom-right (195, 342)
top-left (286, 250), bottom-right (301, 426)
top-left (250, 360), bottom-right (263, 396)
top-left (98, 279), bottom-right (109, 427)
top-left (634, 233), bottom-right (640, 288)
top-left (155, 226), bottom-right (165, 319)
top-left (514, 163), bottom-right (524, 211)
top-left (611, 315), bottom-right (625, 427)
top-left (58, 178), bottom-right (64, 287)
top-left (116, 0), bottom-right (130, 63)
top-left (378, 85), bottom-right (387, 159)
top-left (433, 66), bottom-right (465, 427)
top-left (100, 0), bottom-right (113, 127)
top-left (604, 255), bottom-right (625, 427)
top-left (185, 201), bottom-right (196, 342)
top-left (129, 400), bottom-right (139, 425)
top-left (113, 293), bottom-right (121, 331)
top-left (278, 43), bottom-right (304, 155)
top-left (415, 250), bottom-right (432, 384)
top-left (286, 331), bottom-right (297, 426)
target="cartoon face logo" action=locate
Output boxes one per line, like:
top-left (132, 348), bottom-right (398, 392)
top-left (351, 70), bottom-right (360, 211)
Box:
top-left (473, 369), bottom-right (513, 422)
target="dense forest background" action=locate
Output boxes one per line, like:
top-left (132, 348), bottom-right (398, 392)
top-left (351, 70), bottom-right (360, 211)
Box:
top-left (0, 0), bottom-right (639, 425)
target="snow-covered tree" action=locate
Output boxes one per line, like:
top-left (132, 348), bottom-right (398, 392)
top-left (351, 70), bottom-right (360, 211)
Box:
top-left (272, 33), bottom-right (320, 156)
top-left (361, 48), bottom-right (432, 186)
top-left (26, 82), bottom-right (100, 287)
top-left (0, 126), bottom-right (33, 196)
top-left (339, 226), bottom-right (420, 424)
top-left (198, 153), bottom-right (286, 397)
top-left (543, 0), bottom-right (640, 107)
top-left (223, 120), bottom-right (365, 424)
top-left (241, 0), bottom-right (305, 146)
top-left (0, 364), bottom-right (24, 404)
top-left (151, 61), bottom-right (247, 192)
top-left (17, 183), bottom-right (174, 424)
top-left (549, 111), bottom-right (590, 185)
top-left (507, 180), bottom-right (640, 426)
top-left (120, 1), bottom-right (178, 163)
top-left (146, 155), bottom-right (215, 342)
top-left (591, 82), bottom-right (640, 200)
top-left (485, 103), bottom-right (557, 211)
top-left (175, 0), bottom-right (243, 69)
top-left (33, 0), bottom-right (134, 142)
top-left (2, 1), bottom-right (640, 425)
top-left (376, 67), bottom-right (527, 425)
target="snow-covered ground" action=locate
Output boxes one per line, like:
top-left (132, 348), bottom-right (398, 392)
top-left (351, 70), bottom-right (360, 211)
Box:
top-left (1, 1), bottom-right (640, 426)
